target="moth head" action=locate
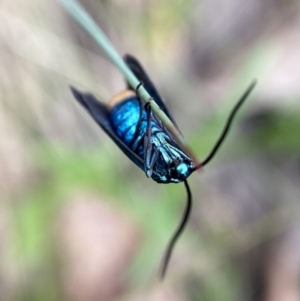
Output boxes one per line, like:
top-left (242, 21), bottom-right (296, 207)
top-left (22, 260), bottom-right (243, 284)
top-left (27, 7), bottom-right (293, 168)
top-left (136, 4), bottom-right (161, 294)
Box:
top-left (169, 158), bottom-right (194, 182)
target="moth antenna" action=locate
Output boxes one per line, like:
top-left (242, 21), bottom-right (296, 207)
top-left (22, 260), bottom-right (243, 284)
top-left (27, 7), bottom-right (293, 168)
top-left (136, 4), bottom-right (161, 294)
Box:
top-left (159, 180), bottom-right (192, 279)
top-left (194, 80), bottom-right (257, 170)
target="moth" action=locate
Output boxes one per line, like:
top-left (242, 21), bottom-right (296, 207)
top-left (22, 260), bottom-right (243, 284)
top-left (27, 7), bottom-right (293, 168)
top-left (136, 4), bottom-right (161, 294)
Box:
top-left (71, 54), bottom-right (256, 278)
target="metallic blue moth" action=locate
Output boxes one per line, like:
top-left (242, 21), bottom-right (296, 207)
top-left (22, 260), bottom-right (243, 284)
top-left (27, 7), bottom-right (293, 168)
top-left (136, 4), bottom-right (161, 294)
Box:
top-left (71, 54), bottom-right (256, 278)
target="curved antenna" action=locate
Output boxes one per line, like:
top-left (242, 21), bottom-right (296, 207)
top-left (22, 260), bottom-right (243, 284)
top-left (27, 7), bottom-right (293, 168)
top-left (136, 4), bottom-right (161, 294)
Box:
top-left (159, 180), bottom-right (192, 279)
top-left (194, 80), bottom-right (257, 170)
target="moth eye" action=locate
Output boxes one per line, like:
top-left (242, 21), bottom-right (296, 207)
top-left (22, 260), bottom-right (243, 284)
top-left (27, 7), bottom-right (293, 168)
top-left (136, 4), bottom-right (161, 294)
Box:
top-left (184, 159), bottom-right (192, 167)
top-left (170, 168), bottom-right (177, 178)
top-left (178, 174), bottom-right (185, 181)
top-left (177, 163), bottom-right (188, 176)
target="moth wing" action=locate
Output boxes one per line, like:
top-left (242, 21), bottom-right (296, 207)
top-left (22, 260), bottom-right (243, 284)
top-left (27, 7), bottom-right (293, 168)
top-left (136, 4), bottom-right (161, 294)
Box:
top-left (124, 54), bottom-right (180, 131)
top-left (71, 87), bottom-right (144, 169)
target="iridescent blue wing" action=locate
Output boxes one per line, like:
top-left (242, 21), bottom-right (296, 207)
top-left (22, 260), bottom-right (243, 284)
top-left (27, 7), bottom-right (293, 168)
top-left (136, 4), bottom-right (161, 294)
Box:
top-left (124, 54), bottom-right (180, 131)
top-left (70, 87), bottom-right (144, 169)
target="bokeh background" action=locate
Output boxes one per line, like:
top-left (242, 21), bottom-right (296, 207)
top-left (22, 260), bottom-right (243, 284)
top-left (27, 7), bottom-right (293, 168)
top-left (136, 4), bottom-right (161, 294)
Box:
top-left (1, 0), bottom-right (300, 300)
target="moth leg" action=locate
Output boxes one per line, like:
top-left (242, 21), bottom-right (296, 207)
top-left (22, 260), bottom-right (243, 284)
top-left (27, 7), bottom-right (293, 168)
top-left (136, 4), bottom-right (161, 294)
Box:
top-left (148, 148), bottom-right (160, 173)
top-left (136, 83), bottom-right (158, 177)
top-left (144, 102), bottom-right (155, 177)
top-left (143, 135), bottom-right (152, 173)
top-left (135, 81), bottom-right (144, 94)
top-left (131, 82), bottom-right (145, 150)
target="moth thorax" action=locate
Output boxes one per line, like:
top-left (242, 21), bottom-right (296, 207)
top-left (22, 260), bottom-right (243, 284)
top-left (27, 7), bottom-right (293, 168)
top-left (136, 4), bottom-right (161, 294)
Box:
top-left (107, 90), bottom-right (136, 110)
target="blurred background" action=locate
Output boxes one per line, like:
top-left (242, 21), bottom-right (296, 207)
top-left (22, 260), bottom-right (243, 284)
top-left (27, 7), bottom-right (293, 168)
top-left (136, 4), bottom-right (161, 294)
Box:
top-left (1, 0), bottom-right (300, 300)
